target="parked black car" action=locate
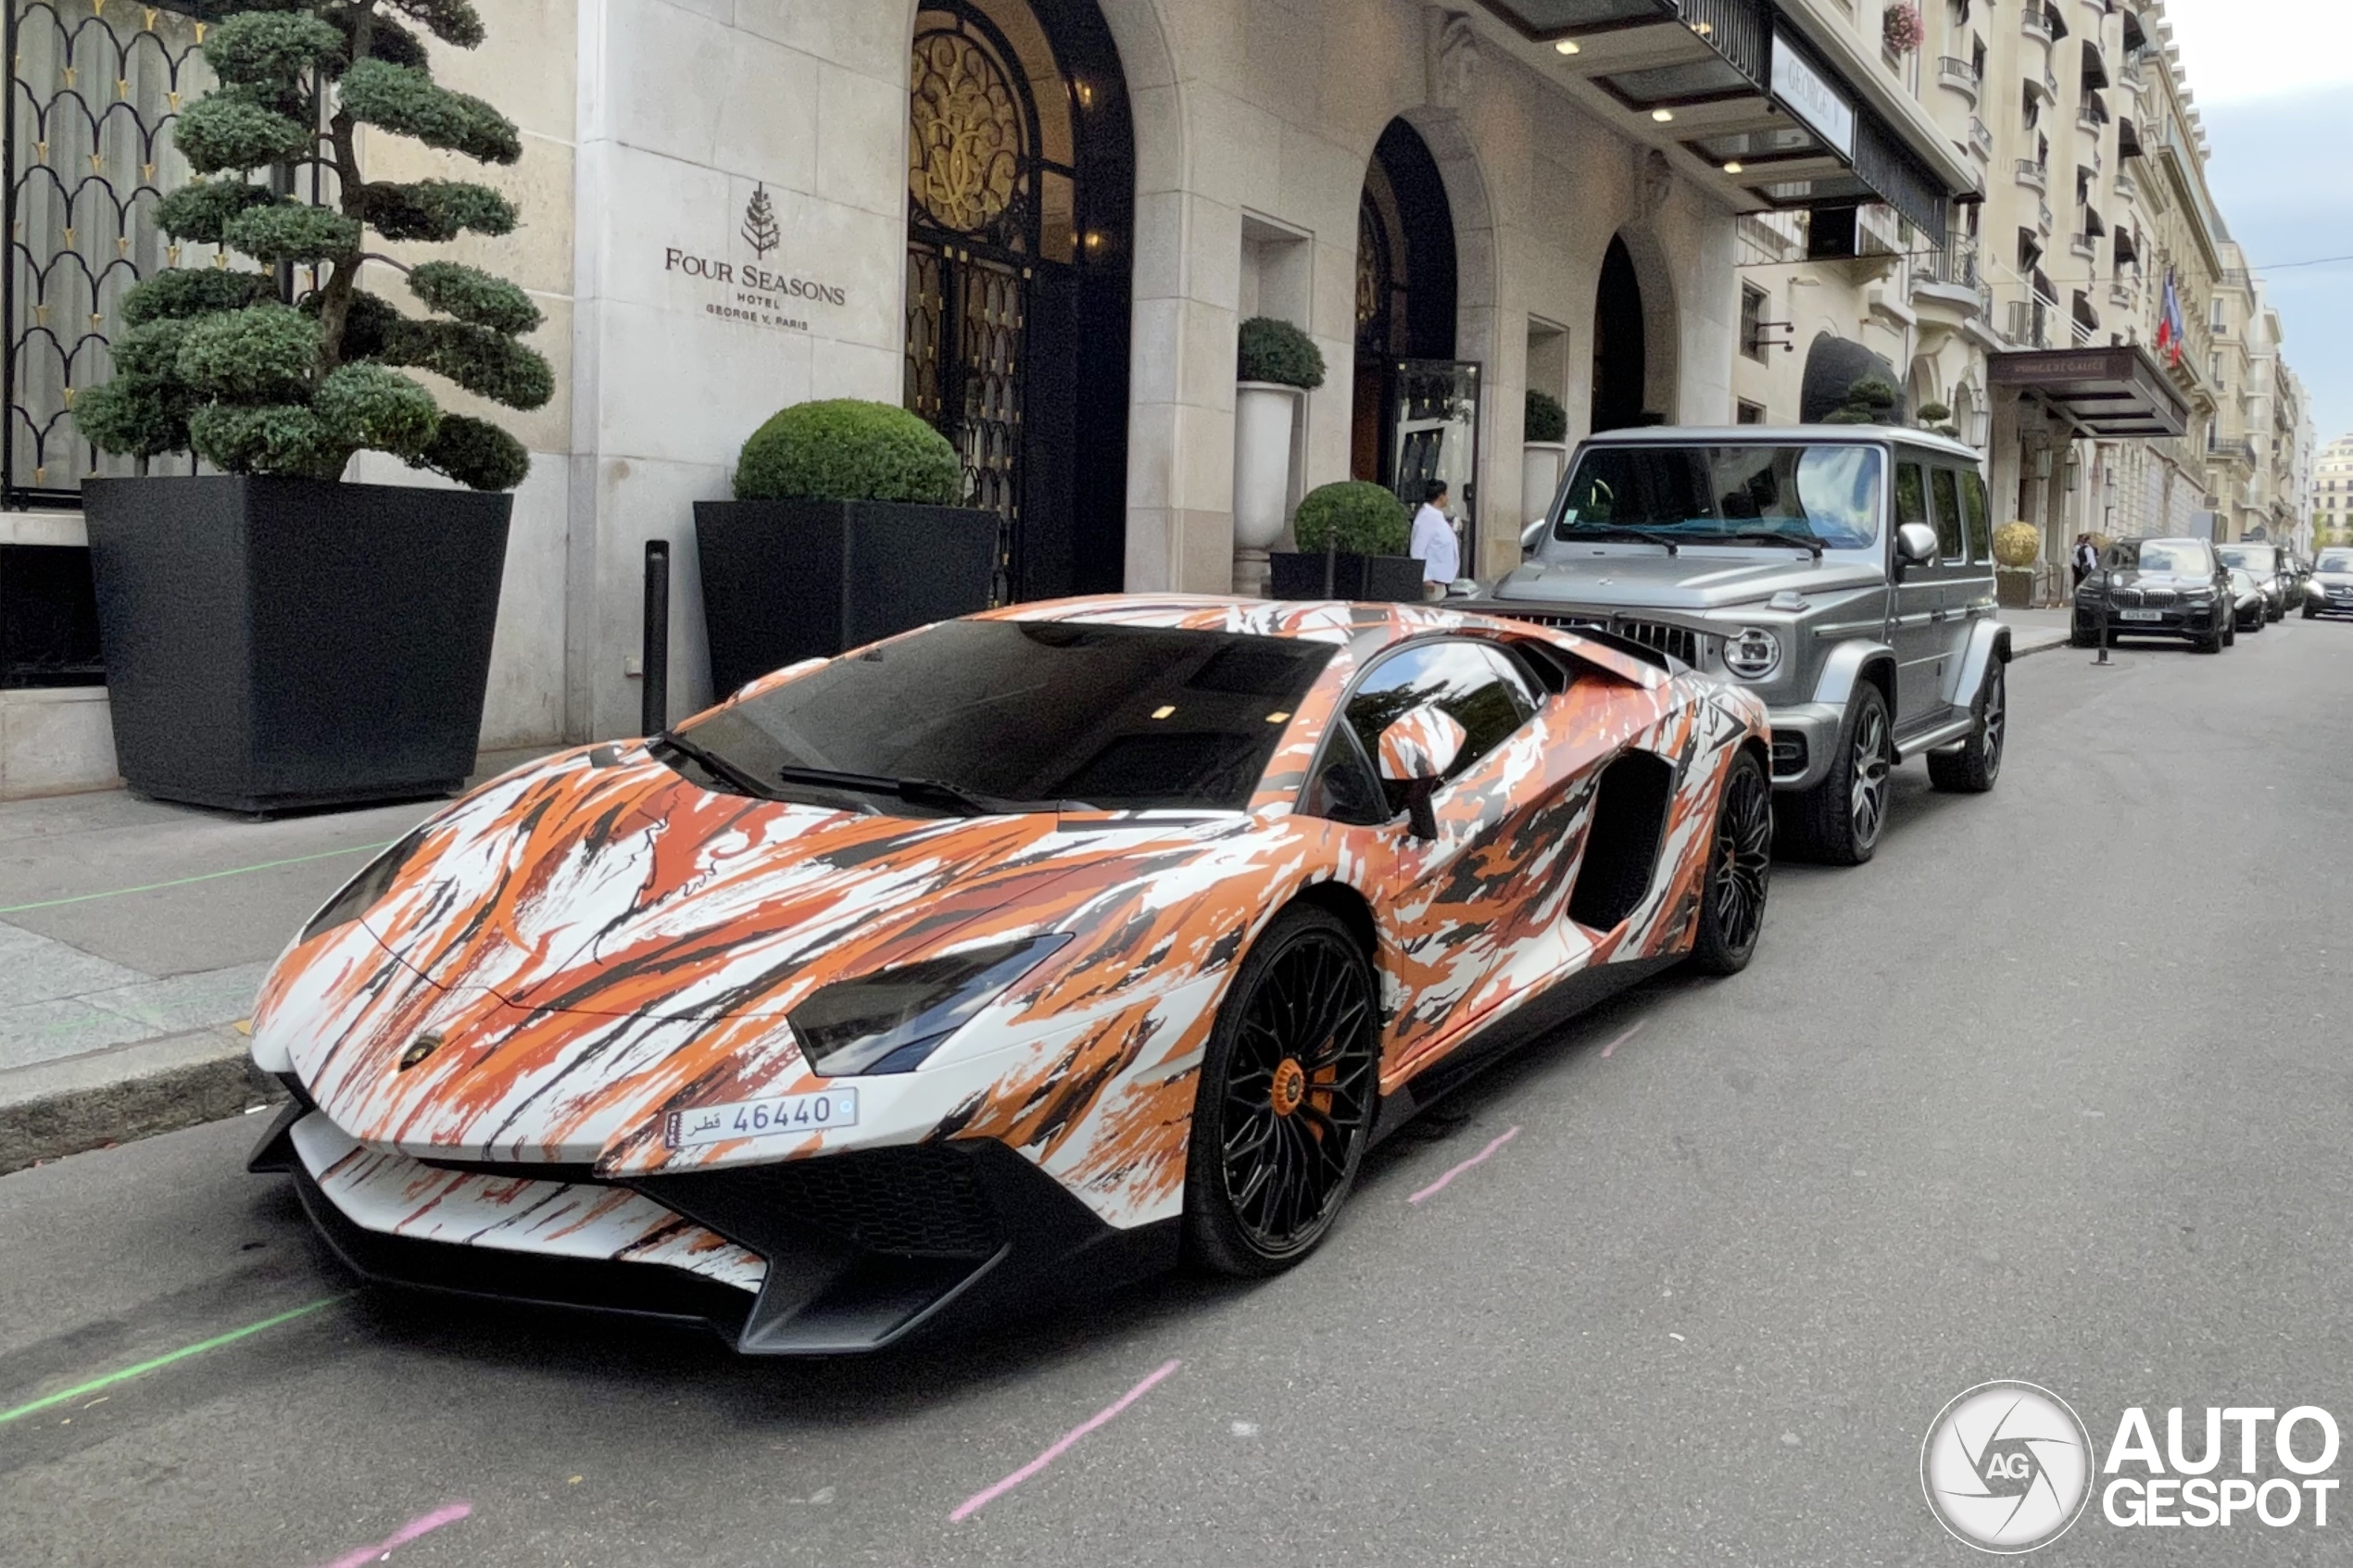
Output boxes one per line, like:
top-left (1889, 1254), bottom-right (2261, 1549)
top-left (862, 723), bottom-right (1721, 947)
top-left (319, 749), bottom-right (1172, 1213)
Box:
top-left (2306, 547), bottom-right (2353, 620)
top-left (2071, 537), bottom-right (2233, 654)
top-left (2216, 542), bottom-right (2291, 621)
top-left (2227, 569), bottom-right (2265, 635)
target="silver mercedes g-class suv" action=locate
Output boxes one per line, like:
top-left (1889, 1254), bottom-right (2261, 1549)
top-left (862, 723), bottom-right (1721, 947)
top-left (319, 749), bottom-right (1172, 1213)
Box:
top-left (1478, 426), bottom-right (2009, 864)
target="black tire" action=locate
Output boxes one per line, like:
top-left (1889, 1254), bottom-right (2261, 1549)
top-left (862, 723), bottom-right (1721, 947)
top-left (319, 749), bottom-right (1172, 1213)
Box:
top-left (1928, 660), bottom-right (2006, 794)
top-left (1687, 749), bottom-right (1771, 975)
top-left (1183, 905), bottom-right (1380, 1278)
top-left (2197, 626), bottom-right (2224, 654)
top-left (2223, 619), bottom-right (2237, 646)
top-left (2305, 607), bottom-right (2319, 620)
top-left (2069, 624), bottom-right (2097, 649)
top-left (2246, 615), bottom-right (2263, 635)
top-left (1786, 683), bottom-right (1894, 866)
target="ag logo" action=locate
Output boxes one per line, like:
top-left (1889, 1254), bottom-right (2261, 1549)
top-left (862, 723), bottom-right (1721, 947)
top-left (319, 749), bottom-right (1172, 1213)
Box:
top-left (1921, 1381), bottom-right (2094, 1553)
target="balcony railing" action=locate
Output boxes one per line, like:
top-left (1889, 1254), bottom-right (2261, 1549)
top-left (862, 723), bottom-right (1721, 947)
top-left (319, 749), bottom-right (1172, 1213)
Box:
top-left (2016, 159), bottom-right (2048, 192)
top-left (1939, 56), bottom-right (1980, 100)
top-left (2023, 6), bottom-right (2053, 41)
top-left (2114, 169), bottom-right (2138, 202)
top-left (2040, 200), bottom-right (2056, 233)
top-left (2070, 232), bottom-right (2098, 260)
top-left (1969, 116), bottom-right (1995, 159)
top-left (2007, 293), bottom-right (2061, 349)
top-left (2208, 436), bottom-right (2258, 467)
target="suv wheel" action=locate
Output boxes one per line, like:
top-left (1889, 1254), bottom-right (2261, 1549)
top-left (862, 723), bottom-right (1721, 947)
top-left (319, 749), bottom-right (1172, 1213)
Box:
top-left (1928, 661), bottom-right (2004, 794)
top-left (1783, 683), bottom-right (1893, 866)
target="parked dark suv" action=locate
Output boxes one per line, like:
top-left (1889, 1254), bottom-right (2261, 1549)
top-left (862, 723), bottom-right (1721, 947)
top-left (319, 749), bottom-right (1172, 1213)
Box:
top-left (2216, 542), bottom-right (2291, 622)
top-left (1477, 427), bottom-right (2009, 867)
top-left (2071, 537), bottom-right (2233, 653)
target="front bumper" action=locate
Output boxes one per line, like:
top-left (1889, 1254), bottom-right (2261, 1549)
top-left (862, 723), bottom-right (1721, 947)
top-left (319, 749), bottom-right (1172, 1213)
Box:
top-left (1762, 702), bottom-right (1843, 791)
top-left (2074, 605), bottom-right (2221, 639)
top-left (254, 1105), bottom-right (1176, 1355)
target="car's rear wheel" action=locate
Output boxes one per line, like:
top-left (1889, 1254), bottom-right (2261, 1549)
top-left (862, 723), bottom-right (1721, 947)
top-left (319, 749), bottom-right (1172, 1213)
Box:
top-left (1686, 749), bottom-right (1771, 975)
top-left (1184, 906), bottom-right (1379, 1278)
top-left (1928, 660), bottom-right (2005, 794)
top-left (1782, 683), bottom-right (1893, 866)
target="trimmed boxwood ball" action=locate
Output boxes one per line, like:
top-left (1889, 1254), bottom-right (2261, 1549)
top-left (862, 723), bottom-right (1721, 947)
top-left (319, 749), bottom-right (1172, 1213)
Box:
top-left (1526, 388), bottom-right (1567, 444)
top-left (1292, 480), bottom-right (1410, 556)
top-left (1237, 317), bottom-right (1326, 390)
top-left (735, 400), bottom-right (964, 505)
top-left (80, 0), bottom-right (542, 490)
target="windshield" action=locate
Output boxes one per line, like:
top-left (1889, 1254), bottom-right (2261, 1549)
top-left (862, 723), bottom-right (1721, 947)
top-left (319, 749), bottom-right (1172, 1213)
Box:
top-left (1554, 444), bottom-right (1883, 550)
top-left (668, 620), bottom-right (1334, 814)
top-left (2320, 550), bottom-right (2353, 573)
top-left (2111, 540), bottom-right (2212, 575)
top-left (2216, 546), bottom-right (2276, 571)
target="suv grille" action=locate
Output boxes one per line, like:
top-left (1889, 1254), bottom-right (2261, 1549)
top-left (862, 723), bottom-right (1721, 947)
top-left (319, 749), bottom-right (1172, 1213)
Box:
top-left (2113, 587), bottom-right (2178, 608)
top-left (1491, 609), bottom-right (1706, 667)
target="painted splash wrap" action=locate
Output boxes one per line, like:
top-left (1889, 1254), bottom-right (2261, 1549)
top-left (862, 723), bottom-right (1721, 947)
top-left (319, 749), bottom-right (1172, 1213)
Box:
top-left (252, 596), bottom-right (1765, 1268)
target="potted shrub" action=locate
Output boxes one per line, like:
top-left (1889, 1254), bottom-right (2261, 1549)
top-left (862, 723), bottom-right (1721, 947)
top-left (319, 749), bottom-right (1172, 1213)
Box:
top-left (76, 0), bottom-right (544, 814)
top-left (1232, 318), bottom-right (1325, 595)
top-left (695, 400), bottom-right (995, 696)
top-left (1994, 520), bottom-right (2040, 609)
top-left (1269, 481), bottom-right (1422, 602)
top-left (1523, 388), bottom-right (1569, 527)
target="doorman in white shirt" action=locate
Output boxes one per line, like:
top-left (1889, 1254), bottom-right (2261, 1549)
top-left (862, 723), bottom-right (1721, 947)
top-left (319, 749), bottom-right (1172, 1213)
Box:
top-left (1410, 480), bottom-right (1459, 601)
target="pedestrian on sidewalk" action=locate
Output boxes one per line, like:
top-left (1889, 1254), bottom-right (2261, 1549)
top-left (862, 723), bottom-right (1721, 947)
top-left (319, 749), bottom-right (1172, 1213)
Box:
top-left (1412, 480), bottom-right (1459, 601)
top-left (2071, 533), bottom-right (2098, 589)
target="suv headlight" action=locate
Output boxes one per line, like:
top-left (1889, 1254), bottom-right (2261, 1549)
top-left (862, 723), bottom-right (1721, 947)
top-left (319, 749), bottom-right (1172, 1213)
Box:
top-left (789, 935), bottom-right (1071, 1077)
top-left (1722, 627), bottom-right (1782, 681)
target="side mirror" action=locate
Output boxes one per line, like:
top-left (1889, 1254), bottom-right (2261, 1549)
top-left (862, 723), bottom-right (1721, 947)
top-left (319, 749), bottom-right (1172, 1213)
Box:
top-left (1520, 519), bottom-right (1548, 555)
top-left (1893, 521), bottom-right (1937, 580)
top-left (1378, 703), bottom-right (1467, 840)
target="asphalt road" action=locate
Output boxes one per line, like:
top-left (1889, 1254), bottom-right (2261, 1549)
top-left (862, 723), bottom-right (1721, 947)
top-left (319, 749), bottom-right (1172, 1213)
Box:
top-left (4, 621), bottom-right (2349, 1567)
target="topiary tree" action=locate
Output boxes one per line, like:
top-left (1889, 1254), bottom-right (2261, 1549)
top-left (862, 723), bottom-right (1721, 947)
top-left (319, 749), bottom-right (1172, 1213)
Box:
top-left (735, 400), bottom-right (964, 504)
top-left (1526, 388), bottom-right (1568, 444)
top-left (77, 0), bottom-right (546, 490)
top-left (1821, 372), bottom-right (1902, 426)
top-left (1293, 480), bottom-right (1410, 556)
top-left (1236, 318), bottom-right (1326, 390)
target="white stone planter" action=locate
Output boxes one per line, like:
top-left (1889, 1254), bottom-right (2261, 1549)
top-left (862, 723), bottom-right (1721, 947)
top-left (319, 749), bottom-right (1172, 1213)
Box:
top-left (1521, 442), bottom-right (1568, 531)
top-left (1232, 381), bottom-right (1302, 596)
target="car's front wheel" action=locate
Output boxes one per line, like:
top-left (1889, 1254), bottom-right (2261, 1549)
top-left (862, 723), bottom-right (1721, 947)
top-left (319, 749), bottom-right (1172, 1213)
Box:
top-left (1782, 683), bottom-right (1894, 866)
top-left (1184, 905), bottom-right (1380, 1278)
top-left (1687, 748), bottom-right (1771, 975)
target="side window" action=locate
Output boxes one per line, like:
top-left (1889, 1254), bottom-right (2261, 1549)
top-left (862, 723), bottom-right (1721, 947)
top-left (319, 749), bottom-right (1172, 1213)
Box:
top-left (1894, 462), bottom-right (1929, 536)
top-left (1345, 640), bottom-right (1539, 789)
top-left (1960, 469), bottom-right (1994, 563)
top-left (1931, 467), bottom-right (1965, 563)
top-left (1302, 721), bottom-right (1387, 826)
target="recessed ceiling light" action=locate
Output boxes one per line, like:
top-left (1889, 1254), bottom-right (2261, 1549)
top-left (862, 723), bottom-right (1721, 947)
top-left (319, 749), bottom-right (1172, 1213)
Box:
top-left (1724, 160), bottom-right (1743, 173)
top-left (1554, 39), bottom-right (1580, 55)
top-left (1652, 108), bottom-right (1676, 122)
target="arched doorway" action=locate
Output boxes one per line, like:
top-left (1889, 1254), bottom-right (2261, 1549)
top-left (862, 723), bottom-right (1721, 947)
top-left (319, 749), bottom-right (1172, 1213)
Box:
top-left (904, 0), bottom-right (1134, 602)
top-left (1353, 120), bottom-right (1460, 484)
top-left (1591, 235), bottom-right (1647, 434)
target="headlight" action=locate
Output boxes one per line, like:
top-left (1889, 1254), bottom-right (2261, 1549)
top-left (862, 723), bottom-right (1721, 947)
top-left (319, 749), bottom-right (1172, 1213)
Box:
top-left (1722, 627), bottom-right (1781, 681)
top-left (789, 935), bottom-right (1071, 1077)
top-left (300, 830), bottom-right (427, 943)
top-left (2183, 588), bottom-right (2215, 602)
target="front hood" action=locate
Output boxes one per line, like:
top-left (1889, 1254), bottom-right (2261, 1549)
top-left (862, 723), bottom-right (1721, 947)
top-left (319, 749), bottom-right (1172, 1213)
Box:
top-left (2314, 572), bottom-right (2353, 587)
top-left (1488, 548), bottom-right (1883, 613)
top-left (2101, 571), bottom-right (2211, 592)
top-left (254, 744), bottom-right (1259, 1161)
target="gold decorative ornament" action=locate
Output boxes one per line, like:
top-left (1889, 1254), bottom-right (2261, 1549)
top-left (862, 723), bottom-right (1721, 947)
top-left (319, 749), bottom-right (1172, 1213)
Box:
top-left (908, 31), bottom-right (1023, 235)
top-left (1993, 521), bottom-right (2041, 568)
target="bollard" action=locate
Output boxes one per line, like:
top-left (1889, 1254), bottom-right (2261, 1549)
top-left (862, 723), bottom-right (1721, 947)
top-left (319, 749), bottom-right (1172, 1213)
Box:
top-left (642, 540), bottom-right (670, 736)
top-left (1323, 532), bottom-right (1339, 598)
top-left (2094, 561), bottom-right (2112, 667)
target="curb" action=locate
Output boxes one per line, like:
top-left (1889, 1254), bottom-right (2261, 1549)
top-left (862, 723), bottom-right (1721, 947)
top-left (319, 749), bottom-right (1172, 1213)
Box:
top-left (0, 1027), bottom-right (284, 1176)
top-left (2008, 634), bottom-right (2072, 660)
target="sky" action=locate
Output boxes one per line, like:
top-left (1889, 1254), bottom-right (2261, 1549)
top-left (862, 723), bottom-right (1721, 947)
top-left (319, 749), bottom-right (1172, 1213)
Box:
top-left (2161, 1), bottom-right (2353, 445)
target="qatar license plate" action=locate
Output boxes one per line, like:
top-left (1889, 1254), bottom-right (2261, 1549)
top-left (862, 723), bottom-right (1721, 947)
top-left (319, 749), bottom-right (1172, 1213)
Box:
top-left (664, 1088), bottom-right (858, 1149)
top-left (2118, 608), bottom-right (2164, 621)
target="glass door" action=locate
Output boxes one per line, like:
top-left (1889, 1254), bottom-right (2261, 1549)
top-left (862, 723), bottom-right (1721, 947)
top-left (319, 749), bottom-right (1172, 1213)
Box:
top-left (1390, 358), bottom-right (1481, 567)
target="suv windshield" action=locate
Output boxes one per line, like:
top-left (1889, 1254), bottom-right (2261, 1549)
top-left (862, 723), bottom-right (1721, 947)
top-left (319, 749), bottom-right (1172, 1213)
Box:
top-left (666, 619), bottom-right (1335, 814)
top-left (2112, 540), bottom-right (2213, 575)
top-left (2320, 551), bottom-right (2353, 572)
top-left (1553, 444), bottom-right (1883, 550)
top-left (2217, 546), bottom-right (2277, 572)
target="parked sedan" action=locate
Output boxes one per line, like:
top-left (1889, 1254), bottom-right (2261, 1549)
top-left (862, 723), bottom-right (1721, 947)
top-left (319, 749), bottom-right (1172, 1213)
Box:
top-left (246, 596), bottom-right (1773, 1354)
top-left (2228, 569), bottom-right (2265, 636)
top-left (2071, 537), bottom-right (2233, 653)
top-left (2216, 543), bottom-right (2291, 622)
top-left (2303, 547), bottom-right (2353, 619)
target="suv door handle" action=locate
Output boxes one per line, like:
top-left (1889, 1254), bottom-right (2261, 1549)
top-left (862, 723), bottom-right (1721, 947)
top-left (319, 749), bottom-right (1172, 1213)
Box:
top-left (1930, 608), bottom-right (1951, 622)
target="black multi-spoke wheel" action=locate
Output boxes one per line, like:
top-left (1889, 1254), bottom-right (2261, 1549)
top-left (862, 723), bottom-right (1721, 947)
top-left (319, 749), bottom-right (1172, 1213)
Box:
top-left (1688, 749), bottom-right (1771, 974)
top-left (1786, 683), bottom-right (1894, 866)
top-left (1185, 906), bottom-right (1379, 1277)
top-left (1928, 660), bottom-right (2006, 795)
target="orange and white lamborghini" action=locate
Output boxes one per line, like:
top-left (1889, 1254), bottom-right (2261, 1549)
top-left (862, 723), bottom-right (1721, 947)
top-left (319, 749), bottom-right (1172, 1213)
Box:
top-left (248, 596), bottom-right (1773, 1353)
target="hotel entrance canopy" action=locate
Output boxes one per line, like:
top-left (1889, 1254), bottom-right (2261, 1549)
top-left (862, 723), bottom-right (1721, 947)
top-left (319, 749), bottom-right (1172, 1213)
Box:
top-left (1988, 345), bottom-right (2192, 439)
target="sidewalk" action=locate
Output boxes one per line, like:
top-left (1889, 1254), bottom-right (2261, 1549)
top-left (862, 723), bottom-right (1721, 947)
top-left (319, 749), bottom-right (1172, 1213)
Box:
top-left (2002, 608), bottom-right (2074, 659)
top-left (0, 748), bottom-right (549, 1173)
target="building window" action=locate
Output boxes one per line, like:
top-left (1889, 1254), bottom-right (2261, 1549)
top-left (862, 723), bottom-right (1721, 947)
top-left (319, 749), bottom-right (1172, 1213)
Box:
top-left (1736, 400), bottom-right (1767, 425)
top-left (1739, 284), bottom-right (1769, 362)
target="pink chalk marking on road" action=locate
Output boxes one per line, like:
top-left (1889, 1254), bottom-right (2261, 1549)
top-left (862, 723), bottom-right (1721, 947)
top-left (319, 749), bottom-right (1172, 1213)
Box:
top-left (951, 1359), bottom-right (1183, 1522)
top-left (1599, 1018), bottom-right (1647, 1059)
top-left (1408, 1124), bottom-right (1522, 1204)
top-left (315, 1502), bottom-right (472, 1568)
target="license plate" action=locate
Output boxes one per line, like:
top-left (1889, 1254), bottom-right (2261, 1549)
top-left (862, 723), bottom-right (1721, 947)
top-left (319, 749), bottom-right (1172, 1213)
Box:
top-left (664, 1088), bottom-right (858, 1149)
top-left (2118, 608), bottom-right (2164, 621)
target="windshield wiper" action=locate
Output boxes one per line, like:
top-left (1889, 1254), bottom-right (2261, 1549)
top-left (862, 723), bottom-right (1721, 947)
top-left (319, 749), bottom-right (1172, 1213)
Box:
top-left (1558, 525), bottom-right (1680, 556)
top-left (653, 731), bottom-right (784, 802)
top-left (1718, 529), bottom-right (1826, 557)
top-left (772, 765), bottom-right (1078, 818)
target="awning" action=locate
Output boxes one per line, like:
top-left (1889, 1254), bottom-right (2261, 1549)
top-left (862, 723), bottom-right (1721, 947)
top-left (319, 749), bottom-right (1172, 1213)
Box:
top-left (1989, 345), bottom-right (2191, 438)
top-left (2082, 39), bottom-right (2109, 91)
top-left (2118, 119), bottom-right (2144, 158)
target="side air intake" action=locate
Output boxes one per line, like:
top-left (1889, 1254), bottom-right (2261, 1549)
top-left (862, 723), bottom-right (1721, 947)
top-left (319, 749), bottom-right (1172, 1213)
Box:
top-left (1567, 749), bottom-right (1674, 931)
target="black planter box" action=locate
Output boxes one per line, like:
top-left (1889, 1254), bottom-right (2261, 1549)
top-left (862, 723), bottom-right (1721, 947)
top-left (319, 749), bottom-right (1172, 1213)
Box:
top-left (1268, 550), bottom-right (1428, 603)
top-left (694, 498), bottom-right (998, 696)
top-left (83, 475), bottom-right (511, 814)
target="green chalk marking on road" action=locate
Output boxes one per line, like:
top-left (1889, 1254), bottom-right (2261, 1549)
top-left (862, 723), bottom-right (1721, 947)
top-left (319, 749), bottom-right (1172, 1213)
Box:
top-left (0, 844), bottom-right (391, 916)
top-left (0, 1297), bottom-right (344, 1426)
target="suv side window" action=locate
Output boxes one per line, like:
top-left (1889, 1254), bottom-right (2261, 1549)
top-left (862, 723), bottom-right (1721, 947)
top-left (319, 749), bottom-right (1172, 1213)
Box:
top-left (1960, 469), bottom-right (1994, 563)
top-left (1345, 640), bottom-right (1539, 785)
top-left (1895, 463), bottom-right (1929, 535)
top-left (1931, 467), bottom-right (1966, 563)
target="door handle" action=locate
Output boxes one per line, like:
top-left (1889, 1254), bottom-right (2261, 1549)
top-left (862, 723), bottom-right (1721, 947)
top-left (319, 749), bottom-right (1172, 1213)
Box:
top-left (1930, 608), bottom-right (1950, 622)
